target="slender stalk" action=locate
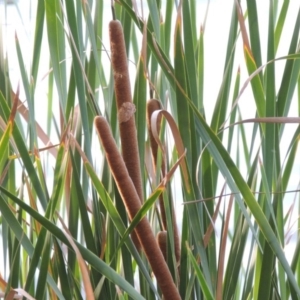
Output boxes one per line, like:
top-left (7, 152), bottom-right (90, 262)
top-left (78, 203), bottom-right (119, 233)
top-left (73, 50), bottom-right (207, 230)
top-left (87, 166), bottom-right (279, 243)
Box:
top-left (95, 116), bottom-right (181, 300)
top-left (147, 99), bottom-right (180, 262)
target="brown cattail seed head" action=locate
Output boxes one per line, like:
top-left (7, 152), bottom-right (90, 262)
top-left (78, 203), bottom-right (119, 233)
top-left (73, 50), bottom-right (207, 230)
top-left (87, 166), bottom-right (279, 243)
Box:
top-left (109, 20), bottom-right (143, 204)
top-left (109, 20), bottom-right (132, 111)
top-left (157, 231), bottom-right (168, 261)
top-left (94, 116), bottom-right (181, 300)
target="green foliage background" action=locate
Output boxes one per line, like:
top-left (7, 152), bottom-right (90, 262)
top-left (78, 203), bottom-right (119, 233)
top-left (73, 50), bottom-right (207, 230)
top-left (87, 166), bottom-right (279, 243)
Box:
top-left (1, 0), bottom-right (300, 299)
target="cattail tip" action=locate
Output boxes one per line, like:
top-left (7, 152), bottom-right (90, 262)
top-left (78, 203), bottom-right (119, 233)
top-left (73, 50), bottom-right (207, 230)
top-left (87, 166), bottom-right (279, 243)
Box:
top-left (94, 116), bottom-right (106, 129)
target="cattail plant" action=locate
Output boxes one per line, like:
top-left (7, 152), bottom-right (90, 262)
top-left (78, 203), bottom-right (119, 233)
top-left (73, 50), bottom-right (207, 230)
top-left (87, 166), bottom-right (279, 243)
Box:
top-left (94, 116), bottom-right (181, 300)
top-left (3, 1), bottom-right (300, 299)
top-left (157, 230), bottom-right (167, 261)
top-left (147, 99), bottom-right (180, 263)
top-left (109, 19), bottom-right (144, 251)
top-left (109, 20), bottom-right (143, 203)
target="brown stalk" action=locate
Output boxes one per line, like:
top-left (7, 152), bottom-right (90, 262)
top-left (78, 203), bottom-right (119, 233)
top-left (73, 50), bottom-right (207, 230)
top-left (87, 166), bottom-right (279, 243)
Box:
top-left (109, 20), bottom-right (143, 251)
top-left (147, 99), bottom-right (180, 262)
top-left (95, 116), bottom-right (181, 300)
top-left (109, 20), bottom-right (143, 203)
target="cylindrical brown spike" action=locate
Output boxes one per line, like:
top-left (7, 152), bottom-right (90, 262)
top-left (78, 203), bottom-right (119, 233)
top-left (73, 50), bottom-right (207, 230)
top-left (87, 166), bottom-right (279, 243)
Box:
top-left (157, 231), bottom-right (167, 261)
top-left (109, 20), bottom-right (143, 251)
top-left (109, 20), bottom-right (143, 203)
top-left (95, 116), bottom-right (181, 300)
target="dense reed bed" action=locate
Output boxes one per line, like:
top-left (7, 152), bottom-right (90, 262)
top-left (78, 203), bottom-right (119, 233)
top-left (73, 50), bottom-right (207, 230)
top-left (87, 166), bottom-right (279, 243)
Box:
top-left (1, 1), bottom-right (300, 299)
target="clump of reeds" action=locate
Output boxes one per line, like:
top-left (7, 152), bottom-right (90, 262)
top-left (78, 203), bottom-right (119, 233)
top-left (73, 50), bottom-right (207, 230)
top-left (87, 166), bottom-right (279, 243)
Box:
top-left (106, 19), bottom-right (181, 298)
top-left (146, 99), bottom-right (181, 263)
top-left (94, 116), bottom-right (181, 300)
